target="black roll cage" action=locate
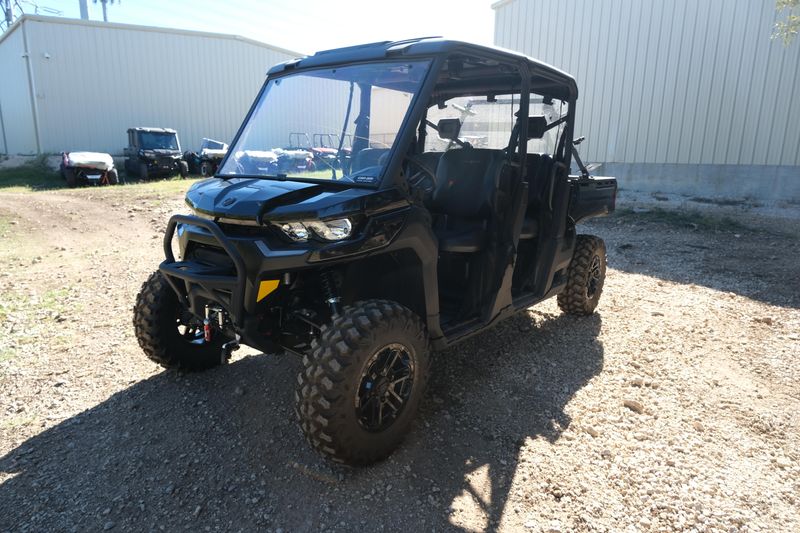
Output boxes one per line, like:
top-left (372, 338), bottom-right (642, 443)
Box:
top-left (217, 39), bottom-right (579, 194)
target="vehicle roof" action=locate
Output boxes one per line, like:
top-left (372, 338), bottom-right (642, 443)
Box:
top-left (128, 127), bottom-right (178, 134)
top-left (268, 37), bottom-right (578, 100)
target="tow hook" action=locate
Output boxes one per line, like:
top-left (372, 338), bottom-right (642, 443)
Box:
top-left (221, 334), bottom-right (241, 365)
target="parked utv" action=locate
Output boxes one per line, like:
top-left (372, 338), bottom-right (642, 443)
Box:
top-left (133, 39), bottom-right (617, 466)
top-left (60, 151), bottom-right (119, 187)
top-left (124, 127), bottom-right (188, 180)
top-left (289, 132), bottom-right (339, 170)
top-left (183, 138), bottom-right (229, 177)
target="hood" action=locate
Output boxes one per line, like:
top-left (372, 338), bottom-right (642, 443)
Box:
top-left (185, 177), bottom-right (408, 223)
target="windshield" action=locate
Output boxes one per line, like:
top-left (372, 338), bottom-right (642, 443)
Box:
top-left (219, 60), bottom-right (431, 186)
top-left (139, 132), bottom-right (179, 151)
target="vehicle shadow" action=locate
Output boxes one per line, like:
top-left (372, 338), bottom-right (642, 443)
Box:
top-left (0, 311), bottom-right (603, 532)
top-left (585, 214), bottom-right (800, 309)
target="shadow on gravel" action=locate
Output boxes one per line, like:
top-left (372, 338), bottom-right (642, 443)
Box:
top-left (0, 312), bottom-right (603, 532)
top-left (590, 214), bottom-right (800, 309)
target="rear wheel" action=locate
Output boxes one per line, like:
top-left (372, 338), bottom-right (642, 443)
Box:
top-left (295, 300), bottom-right (430, 465)
top-left (133, 271), bottom-right (225, 371)
top-left (557, 234), bottom-right (607, 315)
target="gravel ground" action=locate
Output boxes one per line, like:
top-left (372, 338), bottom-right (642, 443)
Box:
top-left (0, 185), bottom-right (798, 532)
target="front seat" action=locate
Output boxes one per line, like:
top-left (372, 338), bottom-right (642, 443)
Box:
top-left (429, 148), bottom-right (504, 253)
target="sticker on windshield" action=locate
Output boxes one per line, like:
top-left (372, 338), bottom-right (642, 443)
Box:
top-left (354, 175), bottom-right (377, 184)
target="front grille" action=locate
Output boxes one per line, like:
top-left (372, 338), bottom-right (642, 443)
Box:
top-left (187, 243), bottom-right (236, 271)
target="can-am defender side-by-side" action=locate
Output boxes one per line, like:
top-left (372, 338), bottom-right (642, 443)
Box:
top-left (124, 127), bottom-right (189, 180)
top-left (133, 39), bottom-right (617, 466)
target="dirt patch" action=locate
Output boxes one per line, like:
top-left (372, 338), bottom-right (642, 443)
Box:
top-left (0, 185), bottom-right (798, 532)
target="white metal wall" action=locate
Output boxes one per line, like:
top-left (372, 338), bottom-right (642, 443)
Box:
top-left (0, 24), bottom-right (37, 154)
top-left (493, 0), bottom-right (800, 167)
top-left (0, 16), bottom-right (299, 155)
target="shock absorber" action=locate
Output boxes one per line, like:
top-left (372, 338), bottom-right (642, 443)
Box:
top-left (320, 271), bottom-right (341, 316)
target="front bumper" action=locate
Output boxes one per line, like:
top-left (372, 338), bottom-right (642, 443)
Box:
top-left (146, 157), bottom-right (182, 173)
top-left (159, 215), bottom-right (314, 327)
top-left (159, 210), bottom-right (407, 328)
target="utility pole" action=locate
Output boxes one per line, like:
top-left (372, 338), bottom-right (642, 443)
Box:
top-left (3, 0), bottom-right (12, 27)
top-left (79, 0), bottom-right (88, 20)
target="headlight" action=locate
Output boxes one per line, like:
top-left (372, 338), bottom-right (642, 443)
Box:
top-left (274, 218), bottom-right (352, 242)
top-left (278, 221), bottom-right (310, 241)
top-left (306, 218), bottom-right (352, 240)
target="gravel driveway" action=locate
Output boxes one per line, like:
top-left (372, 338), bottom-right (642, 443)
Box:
top-left (0, 186), bottom-right (798, 532)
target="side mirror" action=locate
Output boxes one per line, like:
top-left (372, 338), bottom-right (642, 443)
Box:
top-left (437, 118), bottom-right (461, 141)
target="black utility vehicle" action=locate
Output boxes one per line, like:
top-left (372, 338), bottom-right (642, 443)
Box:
top-left (124, 127), bottom-right (189, 180)
top-left (133, 39), bottom-right (617, 466)
top-left (183, 138), bottom-right (229, 177)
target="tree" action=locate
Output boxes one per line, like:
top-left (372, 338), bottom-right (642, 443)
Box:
top-left (774, 0), bottom-right (800, 45)
top-left (93, 0), bottom-right (118, 23)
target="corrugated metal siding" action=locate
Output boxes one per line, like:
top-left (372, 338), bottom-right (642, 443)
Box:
top-left (18, 17), bottom-right (297, 154)
top-left (494, 0), bottom-right (800, 166)
top-left (0, 25), bottom-right (37, 154)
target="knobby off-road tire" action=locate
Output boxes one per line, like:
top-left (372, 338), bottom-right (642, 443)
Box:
top-left (138, 162), bottom-right (149, 180)
top-left (295, 300), bottom-right (430, 466)
top-left (107, 168), bottom-right (119, 185)
top-left (133, 271), bottom-right (224, 371)
top-left (200, 161), bottom-right (213, 177)
top-left (179, 161), bottom-right (189, 179)
top-left (557, 234), bottom-right (607, 316)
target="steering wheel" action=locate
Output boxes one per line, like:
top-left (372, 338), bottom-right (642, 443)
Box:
top-left (403, 155), bottom-right (438, 196)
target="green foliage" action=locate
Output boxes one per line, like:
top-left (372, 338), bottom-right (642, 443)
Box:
top-left (774, 0), bottom-right (800, 45)
top-left (0, 157), bottom-right (62, 191)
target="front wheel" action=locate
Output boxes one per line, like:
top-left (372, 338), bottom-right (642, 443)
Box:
top-left (63, 168), bottom-right (77, 188)
top-left (295, 300), bottom-right (430, 466)
top-left (133, 271), bottom-right (225, 371)
top-left (178, 160), bottom-right (189, 178)
top-left (200, 161), bottom-right (213, 177)
top-left (557, 234), bottom-right (607, 315)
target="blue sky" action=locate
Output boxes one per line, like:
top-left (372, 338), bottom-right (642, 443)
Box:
top-left (33, 0), bottom-right (496, 54)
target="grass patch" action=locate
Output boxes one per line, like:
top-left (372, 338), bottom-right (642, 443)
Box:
top-left (0, 347), bottom-right (15, 363)
top-left (40, 288), bottom-right (73, 313)
top-left (0, 156), bottom-right (202, 195)
top-left (613, 207), bottom-right (750, 233)
top-left (0, 156), bottom-right (63, 191)
top-left (1, 414), bottom-right (38, 429)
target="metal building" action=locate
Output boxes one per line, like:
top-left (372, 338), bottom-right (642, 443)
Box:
top-left (493, 0), bottom-right (800, 201)
top-left (0, 15), bottom-right (299, 155)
